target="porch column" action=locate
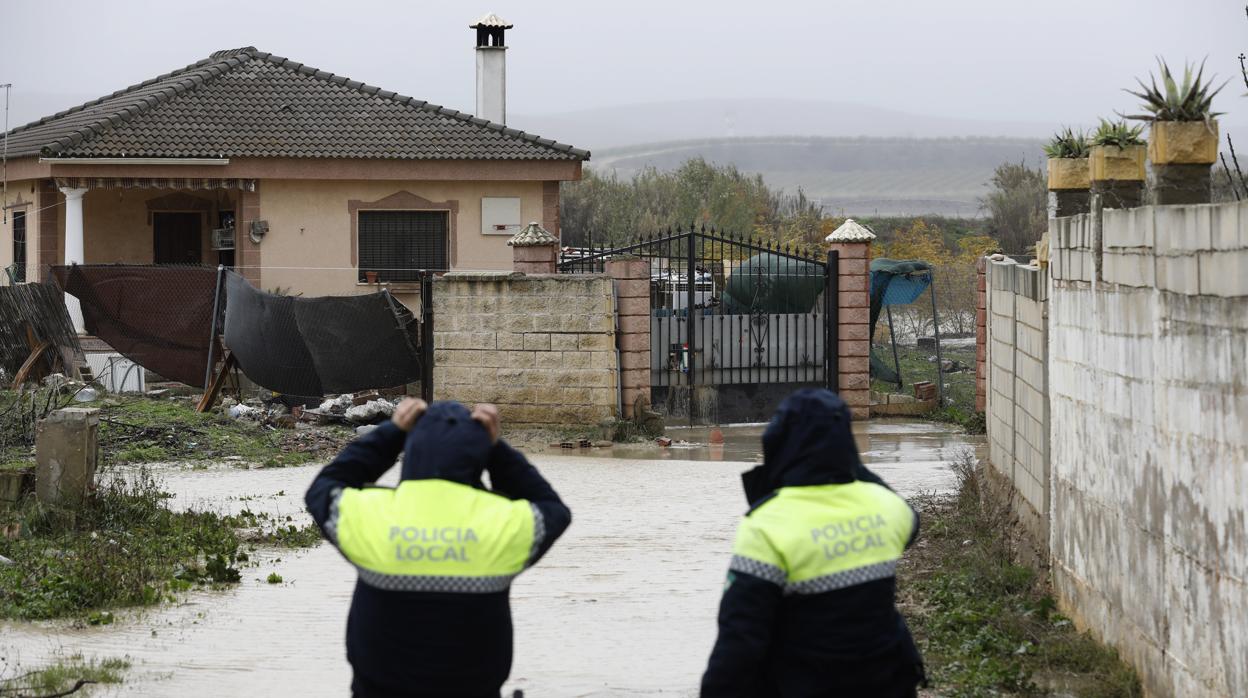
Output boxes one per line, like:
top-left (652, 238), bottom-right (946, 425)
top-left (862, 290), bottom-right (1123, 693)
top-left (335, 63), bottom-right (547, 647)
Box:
top-left (58, 187), bottom-right (89, 333)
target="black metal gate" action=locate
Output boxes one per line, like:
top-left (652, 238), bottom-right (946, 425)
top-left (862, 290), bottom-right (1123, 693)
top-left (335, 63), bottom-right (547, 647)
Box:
top-left (560, 226), bottom-right (839, 423)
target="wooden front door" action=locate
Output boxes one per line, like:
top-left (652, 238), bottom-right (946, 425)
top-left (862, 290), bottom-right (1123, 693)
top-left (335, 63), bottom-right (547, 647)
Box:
top-left (153, 212), bottom-right (203, 264)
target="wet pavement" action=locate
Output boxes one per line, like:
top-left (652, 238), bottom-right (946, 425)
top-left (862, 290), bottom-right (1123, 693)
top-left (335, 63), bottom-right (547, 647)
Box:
top-left (2, 420), bottom-right (981, 697)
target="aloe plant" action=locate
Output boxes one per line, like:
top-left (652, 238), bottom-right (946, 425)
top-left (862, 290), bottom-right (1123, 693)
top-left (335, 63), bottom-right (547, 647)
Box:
top-left (1091, 119), bottom-right (1145, 148)
top-left (1124, 58), bottom-right (1226, 123)
top-left (1043, 128), bottom-right (1090, 158)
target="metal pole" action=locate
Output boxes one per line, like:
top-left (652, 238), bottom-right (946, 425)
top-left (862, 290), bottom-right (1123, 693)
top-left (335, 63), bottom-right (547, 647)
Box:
top-left (825, 250), bottom-right (839, 392)
top-left (2, 84), bottom-right (10, 225)
top-left (685, 228), bottom-right (696, 425)
top-left (886, 304), bottom-right (902, 390)
top-left (203, 264), bottom-right (225, 389)
top-left (420, 271), bottom-right (435, 403)
top-left (929, 271), bottom-right (944, 406)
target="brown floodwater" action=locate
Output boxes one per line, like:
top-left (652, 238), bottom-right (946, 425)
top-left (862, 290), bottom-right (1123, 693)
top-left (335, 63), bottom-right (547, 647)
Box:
top-left (1, 419), bottom-right (981, 697)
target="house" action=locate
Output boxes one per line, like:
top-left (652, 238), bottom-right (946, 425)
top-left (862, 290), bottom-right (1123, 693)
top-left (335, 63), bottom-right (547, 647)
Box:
top-left (0, 14), bottom-right (587, 327)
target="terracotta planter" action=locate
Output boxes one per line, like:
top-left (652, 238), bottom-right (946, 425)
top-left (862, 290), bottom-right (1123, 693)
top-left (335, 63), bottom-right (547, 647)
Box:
top-left (1149, 120), bottom-right (1219, 165)
top-left (364, 271), bottom-right (379, 284)
top-left (1047, 158), bottom-right (1090, 191)
top-left (1090, 145), bottom-right (1146, 182)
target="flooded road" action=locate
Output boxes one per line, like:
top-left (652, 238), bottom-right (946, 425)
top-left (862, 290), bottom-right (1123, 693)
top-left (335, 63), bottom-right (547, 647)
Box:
top-left (3, 420), bottom-right (980, 697)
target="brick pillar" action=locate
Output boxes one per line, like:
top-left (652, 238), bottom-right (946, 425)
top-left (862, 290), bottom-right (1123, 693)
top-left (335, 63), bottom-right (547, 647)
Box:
top-left (605, 255), bottom-right (651, 419)
top-left (975, 256), bottom-right (988, 412)
top-left (509, 221), bottom-right (558, 274)
top-left (542, 181), bottom-right (561, 242)
top-left (37, 180), bottom-right (61, 281)
top-left (237, 183), bottom-right (263, 287)
top-left (826, 219), bottom-right (875, 420)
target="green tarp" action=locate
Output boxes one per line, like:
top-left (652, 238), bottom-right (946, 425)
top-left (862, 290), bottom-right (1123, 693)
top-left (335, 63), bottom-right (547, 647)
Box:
top-left (722, 253), bottom-right (825, 314)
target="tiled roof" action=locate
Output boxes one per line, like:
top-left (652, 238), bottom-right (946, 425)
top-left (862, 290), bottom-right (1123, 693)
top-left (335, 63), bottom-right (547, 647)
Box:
top-left (4, 47), bottom-right (588, 161)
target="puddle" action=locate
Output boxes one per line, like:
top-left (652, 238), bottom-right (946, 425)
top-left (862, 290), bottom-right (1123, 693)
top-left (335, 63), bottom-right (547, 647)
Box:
top-left (2, 420), bottom-right (982, 697)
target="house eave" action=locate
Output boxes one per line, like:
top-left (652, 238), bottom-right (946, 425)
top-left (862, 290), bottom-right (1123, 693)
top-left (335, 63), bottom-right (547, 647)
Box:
top-left (39, 157), bottom-right (230, 166)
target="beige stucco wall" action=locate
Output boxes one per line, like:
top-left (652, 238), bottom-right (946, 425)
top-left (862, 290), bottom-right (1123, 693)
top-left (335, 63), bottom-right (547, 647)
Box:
top-left (1, 179), bottom-right (45, 281)
top-left (78, 188), bottom-right (234, 265)
top-left (259, 179), bottom-right (545, 298)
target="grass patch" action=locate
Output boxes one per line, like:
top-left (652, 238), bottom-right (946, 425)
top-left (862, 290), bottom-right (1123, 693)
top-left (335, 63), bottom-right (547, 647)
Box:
top-left (95, 395), bottom-right (351, 467)
top-left (897, 451), bottom-right (1140, 696)
top-left (0, 471), bottom-right (320, 620)
top-left (0, 654), bottom-right (129, 697)
top-left (871, 344), bottom-right (984, 434)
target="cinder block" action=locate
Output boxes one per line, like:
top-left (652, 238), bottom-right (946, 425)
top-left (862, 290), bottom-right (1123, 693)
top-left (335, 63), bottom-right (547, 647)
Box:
top-left (617, 296), bottom-right (650, 317)
top-left (618, 332), bottom-right (648, 353)
top-left (577, 333), bottom-right (615, 351)
top-left (551, 334), bottom-right (579, 351)
top-left (36, 408), bottom-right (100, 505)
top-left (1103, 251), bottom-right (1156, 288)
top-left (523, 333), bottom-right (552, 351)
top-left (619, 315), bottom-right (649, 334)
top-left (838, 274), bottom-right (868, 292)
top-left (1155, 204), bottom-right (1213, 254)
top-left (1156, 254), bottom-right (1201, 295)
top-left (840, 307), bottom-right (869, 324)
top-left (1103, 206), bottom-right (1155, 249)
top-left (1197, 250), bottom-right (1248, 297)
top-left (1210, 203), bottom-right (1242, 251)
top-left (837, 291), bottom-right (869, 308)
top-left (839, 356), bottom-right (869, 375)
top-left (838, 340), bottom-right (869, 357)
top-left (839, 258), bottom-right (869, 275)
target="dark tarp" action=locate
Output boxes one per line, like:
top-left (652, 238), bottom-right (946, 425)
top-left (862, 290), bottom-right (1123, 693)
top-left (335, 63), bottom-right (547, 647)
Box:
top-left (868, 258), bottom-right (934, 384)
top-left (52, 265), bottom-right (220, 387)
top-left (722, 253), bottom-right (825, 314)
top-left (223, 272), bottom-right (422, 397)
top-left (0, 281), bottom-right (81, 377)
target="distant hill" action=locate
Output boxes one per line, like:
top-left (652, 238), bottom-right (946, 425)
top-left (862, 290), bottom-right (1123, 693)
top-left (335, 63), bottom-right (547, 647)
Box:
top-left (587, 136), bottom-right (1046, 217)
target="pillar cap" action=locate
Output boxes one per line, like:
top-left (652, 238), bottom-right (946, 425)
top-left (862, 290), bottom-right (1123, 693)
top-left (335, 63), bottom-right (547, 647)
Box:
top-left (825, 218), bottom-right (877, 243)
top-left (508, 221), bottom-right (558, 247)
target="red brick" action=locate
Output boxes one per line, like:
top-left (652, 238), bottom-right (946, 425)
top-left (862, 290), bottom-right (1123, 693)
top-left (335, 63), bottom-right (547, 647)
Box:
top-left (976, 345), bottom-right (986, 362)
top-left (841, 372), bottom-right (870, 389)
top-left (977, 273), bottom-right (987, 292)
top-left (839, 356), bottom-right (869, 375)
top-left (838, 340), bottom-right (869, 357)
top-left (840, 307), bottom-right (869, 324)
top-left (838, 258), bottom-right (869, 275)
top-left (839, 274), bottom-right (868, 292)
top-left (837, 292), bottom-right (869, 309)
top-left (975, 395), bottom-right (986, 411)
top-left (617, 296), bottom-right (650, 317)
top-left (620, 350), bottom-right (650, 371)
top-left (614, 279), bottom-right (649, 299)
top-left (827, 242), bottom-right (870, 259)
top-left (976, 309), bottom-right (987, 326)
top-left (619, 315), bottom-right (649, 334)
top-left (841, 324), bottom-right (870, 341)
top-left (619, 333), bottom-right (650, 353)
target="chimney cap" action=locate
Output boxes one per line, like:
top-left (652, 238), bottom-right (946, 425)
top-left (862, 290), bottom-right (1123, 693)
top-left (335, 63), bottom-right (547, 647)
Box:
top-left (470, 13), bottom-right (513, 29)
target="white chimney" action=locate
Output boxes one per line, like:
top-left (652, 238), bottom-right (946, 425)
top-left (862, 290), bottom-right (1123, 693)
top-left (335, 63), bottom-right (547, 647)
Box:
top-left (471, 13), bottom-right (511, 125)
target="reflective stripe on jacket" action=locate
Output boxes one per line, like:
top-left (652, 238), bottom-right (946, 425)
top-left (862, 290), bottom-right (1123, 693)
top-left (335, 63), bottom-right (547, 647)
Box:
top-left (329, 478), bottom-right (543, 594)
top-left (730, 480), bottom-right (917, 595)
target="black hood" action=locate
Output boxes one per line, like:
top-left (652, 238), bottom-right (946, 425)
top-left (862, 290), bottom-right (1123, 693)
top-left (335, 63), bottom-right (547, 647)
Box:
top-left (742, 389), bottom-right (864, 504)
top-left (400, 402), bottom-right (493, 486)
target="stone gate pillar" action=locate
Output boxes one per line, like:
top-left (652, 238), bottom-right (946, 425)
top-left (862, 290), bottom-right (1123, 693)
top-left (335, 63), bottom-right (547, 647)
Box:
top-left (826, 220), bottom-right (875, 420)
top-left (508, 221), bottom-right (558, 274)
top-left (605, 255), bottom-right (651, 419)
top-left (976, 256), bottom-right (988, 412)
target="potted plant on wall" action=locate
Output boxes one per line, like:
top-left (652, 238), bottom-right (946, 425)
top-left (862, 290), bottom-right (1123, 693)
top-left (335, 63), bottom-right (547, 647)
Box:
top-left (1045, 127), bottom-right (1091, 216)
top-left (1089, 119), bottom-right (1147, 209)
top-left (1125, 58), bottom-right (1226, 205)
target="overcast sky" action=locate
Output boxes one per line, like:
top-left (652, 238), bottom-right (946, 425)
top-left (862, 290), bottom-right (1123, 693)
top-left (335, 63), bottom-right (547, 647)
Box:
top-left (2, 0), bottom-right (1245, 141)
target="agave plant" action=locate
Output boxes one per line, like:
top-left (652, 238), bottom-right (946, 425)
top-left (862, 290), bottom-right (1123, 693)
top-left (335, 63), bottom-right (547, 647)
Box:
top-left (1124, 58), bottom-right (1226, 123)
top-left (1091, 119), bottom-right (1145, 148)
top-left (1043, 128), bottom-right (1090, 158)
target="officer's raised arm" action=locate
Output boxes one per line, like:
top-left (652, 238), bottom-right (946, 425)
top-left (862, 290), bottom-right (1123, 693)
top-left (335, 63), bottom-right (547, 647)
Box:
top-left (304, 398), bottom-right (426, 541)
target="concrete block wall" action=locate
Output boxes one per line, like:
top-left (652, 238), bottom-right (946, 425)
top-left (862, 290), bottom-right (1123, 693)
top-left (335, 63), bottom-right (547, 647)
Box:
top-left (433, 272), bottom-right (619, 426)
top-left (1048, 201), bottom-right (1248, 697)
top-left (984, 257), bottom-right (1050, 556)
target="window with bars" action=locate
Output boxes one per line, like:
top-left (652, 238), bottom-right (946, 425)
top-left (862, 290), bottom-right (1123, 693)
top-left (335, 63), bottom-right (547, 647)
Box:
top-left (358, 210), bottom-right (449, 282)
top-left (11, 211), bottom-right (26, 283)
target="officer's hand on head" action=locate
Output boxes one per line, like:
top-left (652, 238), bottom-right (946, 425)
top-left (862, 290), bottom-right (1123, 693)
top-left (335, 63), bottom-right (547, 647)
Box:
top-left (391, 398), bottom-right (428, 431)
top-left (472, 403), bottom-right (501, 444)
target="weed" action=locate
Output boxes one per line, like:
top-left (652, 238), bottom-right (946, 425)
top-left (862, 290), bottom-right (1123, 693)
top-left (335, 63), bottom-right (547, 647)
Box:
top-left (266, 572), bottom-right (283, 584)
top-left (897, 450), bottom-right (1140, 696)
top-left (0, 654), bottom-right (129, 696)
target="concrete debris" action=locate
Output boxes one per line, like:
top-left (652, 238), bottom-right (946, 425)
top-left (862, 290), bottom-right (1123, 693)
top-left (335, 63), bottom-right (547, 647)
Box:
top-left (0, 554), bottom-right (13, 566)
top-left (318, 394), bottom-right (354, 414)
top-left (228, 404), bottom-right (264, 421)
top-left (355, 424), bottom-right (379, 437)
top-left (345, 399), bottom-right (394, 425)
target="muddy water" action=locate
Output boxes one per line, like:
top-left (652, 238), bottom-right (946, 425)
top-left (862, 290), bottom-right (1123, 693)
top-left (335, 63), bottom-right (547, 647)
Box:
top-left (2, 420), bottom-right (980, 697)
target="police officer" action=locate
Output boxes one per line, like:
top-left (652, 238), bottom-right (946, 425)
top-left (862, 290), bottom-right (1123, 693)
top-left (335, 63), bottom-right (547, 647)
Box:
top-left (305, 398), bottom-right (571, 697)
top-left (701, 388), bottom-right (925, 697)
